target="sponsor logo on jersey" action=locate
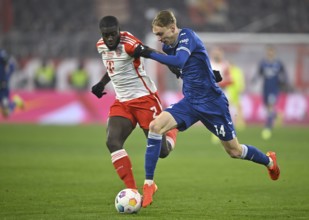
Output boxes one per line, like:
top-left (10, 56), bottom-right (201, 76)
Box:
top-left (179, 38), bottom-right (189, 44)
top-left (115, 46), bottom-right (123, 57)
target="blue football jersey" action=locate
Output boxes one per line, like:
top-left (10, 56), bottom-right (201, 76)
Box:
top-left (153, 28), bottom-right (222, 104)
top-left (258, 59), bottom-right (286, 96)
top-left (149, 29), bottom-right (235, 140)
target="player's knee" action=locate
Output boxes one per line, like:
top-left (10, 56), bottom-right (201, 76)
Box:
top-left (149, 120), bottom-right (163, 134)
top-left (106, 138), bottom-right (122, 153)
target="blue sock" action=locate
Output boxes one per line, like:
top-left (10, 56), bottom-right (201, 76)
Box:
top-left (241, 144), bottom-right (270, 165)
top-left (145, 132), bottom-right (162, 180)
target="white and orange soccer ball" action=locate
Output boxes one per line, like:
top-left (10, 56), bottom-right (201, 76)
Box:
top-left (114, 188), bottom-right (142, 214)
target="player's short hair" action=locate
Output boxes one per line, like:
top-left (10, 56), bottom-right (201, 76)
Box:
top-left (99, 16), bottom-right (119, 29)
top-left (152, 10), bottom-right (177, 27)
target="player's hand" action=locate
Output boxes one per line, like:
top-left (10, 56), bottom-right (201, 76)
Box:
top-left (91, 81), bottom-right (107, 98)
top-left (168, 66), bottom-right (181, 78)
top-left (213, 70), bottom-right (222, 83)
top-left (133, 44), bottom-right (153, 58)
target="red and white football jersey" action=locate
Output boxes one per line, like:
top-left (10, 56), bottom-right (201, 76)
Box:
top-left (96, 31), bottom-right (157, 102)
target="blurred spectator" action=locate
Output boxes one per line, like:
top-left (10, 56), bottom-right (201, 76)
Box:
top-left (227, 62), bottom-right (246, 129)
top-left (0, 49), bottom-right (24, 118)
top-left (34, 59), bottom-right (56, 89)
top-left (1, 0), bottom-right (308, 59)
top-left (210, 47), bottom-right (232, 91)
top-left (253, 45), bottom-right (289, 140)
top-left (185, 0), bottom-right (229, 30)
top-left (67, 60), bottom-right (89, 91)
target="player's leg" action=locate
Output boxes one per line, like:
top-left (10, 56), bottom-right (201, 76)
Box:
top-left (146, 111), bottom-right (177, 177)
top-left (164, 128), bottom-right (178, 154)
top-left (262, 93), bottom-right (277, 139)
top-left (135, 94), bottom-right (178, 159)
top-left (107, 116), bottom-right (137, 189)
top-left (143, 111), bottom-right (178, 207)
top-left (142, 98), bottom-right (197, 207)
top-left (159, 128), bottom-right (179, 158)
top-left (141, 128), bottom-right (177, 158)
top-left (220, 139), bottom-right (280, 180)
top-left (203, 93), bottom-right (280, 180)
top-left (262, 104), bottom-right (275, 139)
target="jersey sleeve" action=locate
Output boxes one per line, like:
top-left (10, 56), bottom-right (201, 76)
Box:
top-left (175, 29), bottom-right (196, 56)
top-left (149, 29), bottom-right (195, 69)
top-left (122, 32), bottom-right (142, 56)
top-left (150, 50), bottom-right (189, 69)
top-left (96, 38), bottom-right (104, 54)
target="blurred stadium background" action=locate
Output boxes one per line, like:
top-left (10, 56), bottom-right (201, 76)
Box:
top-left (1, 0), bottom-right (309, 125)
top-left (1, 1), bottom-right (309, 219)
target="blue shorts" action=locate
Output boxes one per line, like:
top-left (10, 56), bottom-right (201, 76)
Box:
top-left (165, 94), bottom-right (236, 141)
top-left (263, 92), bottom-right (278, 106)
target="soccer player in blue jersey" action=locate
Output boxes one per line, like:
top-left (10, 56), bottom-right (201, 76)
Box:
top-left (133, 10), bottom-right (280, 208)
top-left (0, 49), bottom-right (23, 118)
top-left (256, 46), bottom-right (288, 140)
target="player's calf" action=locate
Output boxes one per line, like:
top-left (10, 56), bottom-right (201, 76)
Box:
top-left (159, 128), bottom-right (178, 158)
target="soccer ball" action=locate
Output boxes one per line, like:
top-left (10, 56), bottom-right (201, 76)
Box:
top-left (114, 188), bottom-right (142, 214)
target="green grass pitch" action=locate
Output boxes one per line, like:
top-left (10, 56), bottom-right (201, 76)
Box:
top-left (0, 124), bottom-right (309, 220)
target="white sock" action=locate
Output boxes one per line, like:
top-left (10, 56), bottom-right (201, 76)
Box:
top-left (240, 144), bottom-right (248, 159)
top-left (144, 179), bottom-right (154, 186)
top-left (267, 157), bottom-right (274, 168)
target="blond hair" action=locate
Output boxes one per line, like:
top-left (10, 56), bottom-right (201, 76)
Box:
top-left (152, 10), bottom-right (177, 27)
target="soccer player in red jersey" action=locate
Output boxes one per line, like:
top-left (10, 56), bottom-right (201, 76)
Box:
top-left (92, 16), bottom-right (177, 191)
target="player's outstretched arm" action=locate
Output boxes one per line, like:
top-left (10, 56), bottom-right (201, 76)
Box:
top-left (134, 44), bottom-right (188, 79)
top-left (134, 44), bottom-right (189, 69)
top-left (133, 44), bottom-right (165, 58)
top-left (150, 50), bottom-right (189, 69)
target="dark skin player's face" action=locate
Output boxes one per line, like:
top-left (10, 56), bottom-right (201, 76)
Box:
top-left (100, 25), bottom-right (120, 50)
